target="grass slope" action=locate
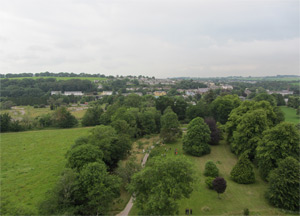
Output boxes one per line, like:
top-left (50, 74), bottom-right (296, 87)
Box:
top-left (280, 106), bottom-right (300, 124)
top-left (129, 140), bottom-right (284, 215)
top-left (0, 127), bottom-right (92, 215)
top-left (0, 76), bottom-right (107, 81)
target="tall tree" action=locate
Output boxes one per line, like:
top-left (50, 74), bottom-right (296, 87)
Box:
top-left (81, 105), bottom-right (103, 126)
top-left (204, 117), bottom-right (221, 145)
top-left (210, 95), bottom-right (241, 124)
top-left (231, 109), bottom-right (270, 158)
top-left (129, 156), bottom-right (194, 215)
top-left (230, 153), bottom-right (255, 184)
top-left (266, 157), bottom-right (300, 211)
top-left (256, 122), bottom-right (300, 180)
top-left (183, 117), bottom-right (211, 156)
top-left (160, 110), bottom-right (181, 143)
top-left (77, 162), bottom-right (121, 215)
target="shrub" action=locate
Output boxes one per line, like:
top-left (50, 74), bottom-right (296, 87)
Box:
top-left (205, 177), bottom-right (214, 189)
top-left (204, 161), bottom-right (219, 178)
top-left (230, 153), bottom-right (255, 184)
top-left (243, 208), bottom-right (249, 216)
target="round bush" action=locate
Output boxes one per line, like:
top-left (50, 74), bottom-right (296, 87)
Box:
top-left (205, 177), bottom-right (215, 189)
top-left (204, 161), bottom-right (219, 178)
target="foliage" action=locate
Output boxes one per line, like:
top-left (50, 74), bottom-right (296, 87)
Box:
top-left (287, 95), bottom-right (300, 109)
top-left (204, 161), bottom-right (219, 178)
top-left (52, 106), bottom-right (78, 128)
top-left (272, 93), bottom-right (285, 106)
top-left (212, 177), bottom-right (227, 198)
top-left (205, 177), bottom-right (215, 190)
top-left (160, 110), bottom-right (181, 143)
top-left (115, 156), bottom-right (141, 186)
top-left (204, 118), bottom-right (221, 145)
top-left (0, 100), bottom-right (15, 109)
top-left (76, 162), bottom-right (121, 215)
top-left (39, 169), bottom-right (78, 215)
top-left (210, 95), bottom-right (241, 124)
top-left (66, 144), bottom-right (104, 171)
top-left (266, 157), bottom-right (300, 211)
top-left (89, 125), bottom-right (132, 170)
top-left (256, 122), bottom-right (300, 180)
top-left (243, 208), bottom-right (250, 216)
top-left (230, 109), bottom-right (271, 158)
top-left (253, 93), bottom-right (277, 106)
top-left (225, 101), bottom-right (277, 144)
top-left (129, 156), bottom-right (194, 215)
top-left (183, 117), bottom-right (211, 156)
top-left (230, 153), bottom-right (255, 184)
top-left (37, 114), bottom-right (52, 128)
top-left (186, 100), bottom-right (209, 121)
top-left (81, 105), bottom-right (103, 126)
top-left (0, 113), bottom-right (11, 132)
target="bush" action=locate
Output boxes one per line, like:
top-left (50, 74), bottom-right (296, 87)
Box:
top-left (52, 107), bottom-right (78, 128)
top-left (205, 177), bottom-right (214, 189)
top-left (243, 208), bottom-right (249, 216)
top-left (230, 153), bottom-right (255, 184)
top-left (204, 161), bottom-right (219, 178)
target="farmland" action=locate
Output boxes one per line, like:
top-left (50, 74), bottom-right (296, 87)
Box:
top-left (129, 140), bottom-right (285, 215)
top-left (0, 127), bottom-right (92, 215)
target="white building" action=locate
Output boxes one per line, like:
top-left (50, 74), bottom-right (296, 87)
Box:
top-left (51, 91), bottom-right (62, 95)
top-left (102, 91), bottom-right (113, 96)
top-left (63, 91), bottom-right (83, 96)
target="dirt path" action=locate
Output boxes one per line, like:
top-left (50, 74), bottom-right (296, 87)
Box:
top-left (116, 152), bottom-right (150, 216)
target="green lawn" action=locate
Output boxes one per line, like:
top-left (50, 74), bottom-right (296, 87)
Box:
top-left (0, 127), bottom-right (92, 215)
top-left (1, 76), bottom-right (107, 81)
top-left (280, 106), bottom-right (300, 124)
top-left (129, 140), bottom-right (285, 215)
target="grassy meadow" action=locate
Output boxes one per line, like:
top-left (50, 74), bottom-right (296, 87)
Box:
top-left (280, 106), bottom-right (300, 124)
top-left (0, 76), bottom-right (107, 81)
top-left (0, 127), bottom-right (92, 215)
top-left (129, 140), bottom-right (285, 215)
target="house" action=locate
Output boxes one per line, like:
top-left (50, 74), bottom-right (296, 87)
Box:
top-left (51, 91), bottom-right (62, 95)
top-left (102, 91), bottom-right (113, 96)
top-left (196, 88), bottom-right (210, 95)
top-left (221, 84), bottom-right (233, 90)
top-left (154, 91), bottom-right (167, 97)
top-left (63, 91), bottom-right (83, 96)
top-left (244, 88), bottom-right (251, 97)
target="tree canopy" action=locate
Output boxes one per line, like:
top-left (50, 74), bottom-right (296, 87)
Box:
top-left (256, 122), bottom-right (300, 180)
top-left (129, 156), bottom-right (194, 215)
top-left (266, 157), bottom-right (300, 211)
top-left (183, 117), bottom-right (211, 156)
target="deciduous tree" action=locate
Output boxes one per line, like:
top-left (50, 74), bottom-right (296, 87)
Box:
top-left (129, 156), bottom-right (194, 215)
top-left (183, 117), bottom-right (211, 156)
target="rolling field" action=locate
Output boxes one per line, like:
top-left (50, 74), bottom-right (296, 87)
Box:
top-left (129, 140), bottom-right (285, 215)
top-left (0, 127), bottom-right (92, 215)
top-left (280, 106), bottom-right (300, 124)
top-left (0, 76), bottom-right (107, 81)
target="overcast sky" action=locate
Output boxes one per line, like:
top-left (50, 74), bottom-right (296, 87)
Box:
top-left (0, 0), bottom-right (299, 78)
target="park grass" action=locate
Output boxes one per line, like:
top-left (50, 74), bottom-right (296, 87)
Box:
top-left (0, 76), bottom-right (107, 81)
top-left (129, 139), bottom-right (285, 215)
top-left (280, 106), bottom-right (300, 124)
top-left (0, 127), bottom-right (92, 215)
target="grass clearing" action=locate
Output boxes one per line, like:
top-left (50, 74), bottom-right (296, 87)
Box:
top-left (1, 76), bottom-right (107, 81)
top-left (129, 139), bottom-right (285, 215)
top-left (0, 127), bottom-right (92, 215)
top-left (280, 106), bottom-right (300, 124)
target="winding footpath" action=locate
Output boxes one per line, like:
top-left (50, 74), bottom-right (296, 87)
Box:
top-left (116, 152), bottom-right (150, 216)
